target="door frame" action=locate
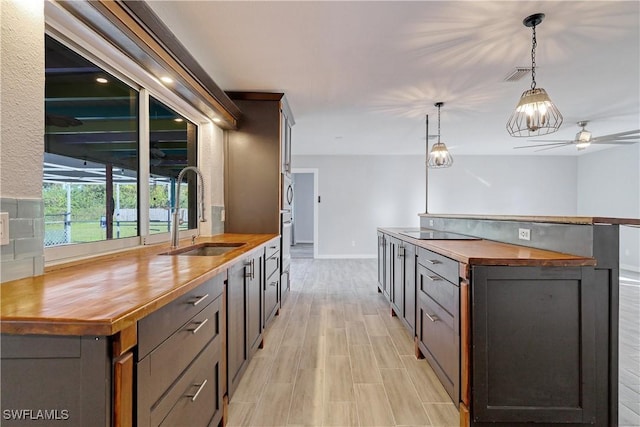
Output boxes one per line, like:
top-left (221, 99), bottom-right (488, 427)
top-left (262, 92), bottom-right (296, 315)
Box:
top-left (291, 168), bottom-right (319, 259)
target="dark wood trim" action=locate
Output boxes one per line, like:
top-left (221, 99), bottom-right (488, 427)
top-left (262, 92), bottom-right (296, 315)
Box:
top-left (120, 1), bottom-right (242, 121)
top-left (226, 92), bottom-right (285, 102)
top-left (113, 351), bottom-right (134, 427)
top-left (460, 402), bottom-right (470, 427)
top-left (460, 277), bottom-right (471, 407)
top-left (113, 323), bottom-right (137, 357)
top-left (56, 0), bottom-right (240, 129)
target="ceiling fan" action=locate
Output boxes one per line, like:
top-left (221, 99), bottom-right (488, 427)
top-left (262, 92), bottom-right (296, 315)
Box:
top-left (514, 121), bottom-right (640, 152)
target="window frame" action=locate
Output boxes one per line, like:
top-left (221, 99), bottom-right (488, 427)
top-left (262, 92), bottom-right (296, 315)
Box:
top-left (44, 2), bottom-right (211, 263)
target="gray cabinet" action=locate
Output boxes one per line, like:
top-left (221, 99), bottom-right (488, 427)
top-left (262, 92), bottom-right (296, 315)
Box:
top-left (226, 260), bottom-right (248, 399)
top-left (224, 92), bottom-right (294, 235)
top-left (377, 232), bottom-right (386, 291)
top-left (471, 266), bottom-right (599, 425)
top-left (264, 243), bottom-right (280, 326)
top-left (137, 274), bottom-right (224, 427)
top-left (1, 335), bottom-right (110, 427)
top-left (247, 251), bottom-right (264, 357)
top-left (416, 247), bottom-right (460, 405)
top-left (402, 243), bottom-right (416, 332)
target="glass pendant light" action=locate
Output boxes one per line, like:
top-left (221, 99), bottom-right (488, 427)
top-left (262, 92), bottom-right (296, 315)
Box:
top-left (507, 13), bottom-right (563, 137)
top-left (428, 102), bottom-right (453, 168)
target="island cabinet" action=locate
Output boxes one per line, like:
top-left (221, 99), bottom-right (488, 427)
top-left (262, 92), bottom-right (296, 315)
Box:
top-left (264, 243), bottom-right (281, 327)
top-left (416, 247), bottom-right (460, 405)
top-left (137, 273), bottom-right (225, 427)
top-left (377, 233), bottom-right (417, 335)
top-left (378, 224), bottom-right (613, 427)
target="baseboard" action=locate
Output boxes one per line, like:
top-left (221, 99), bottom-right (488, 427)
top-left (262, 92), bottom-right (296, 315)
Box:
top-left (315, 254), bottom-right (377, 259)
top-left (293, 240), bottom-right (314, 244)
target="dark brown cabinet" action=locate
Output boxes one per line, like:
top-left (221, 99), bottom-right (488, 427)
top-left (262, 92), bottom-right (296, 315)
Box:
top-left (137, 274), bottom-right (225, 427)
top-left (416, 247), bottom-right (460, 405)
top-left (247, 251), bottom-right (264, 357)
top-left (226, 260), bottom-right (248, 399)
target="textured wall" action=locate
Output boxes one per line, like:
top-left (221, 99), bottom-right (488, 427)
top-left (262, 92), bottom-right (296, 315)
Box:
top-left (1, 0), bottom-right (44, 199)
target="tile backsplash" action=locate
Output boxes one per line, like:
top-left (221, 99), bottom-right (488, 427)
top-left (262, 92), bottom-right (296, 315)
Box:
top-left (1, 198), bottom-right (44, 283)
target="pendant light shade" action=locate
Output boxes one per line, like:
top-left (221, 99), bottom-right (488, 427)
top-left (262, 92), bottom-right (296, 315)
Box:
top-left (427, 102), bottom-right (453, 168)
top-left (507, 13), bottom-right (563, 137)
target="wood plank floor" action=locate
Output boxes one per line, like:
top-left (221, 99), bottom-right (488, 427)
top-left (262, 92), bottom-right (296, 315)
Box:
top-left (227, 258), bottom-right (458, 427)
top-left (227, 259), bottom-right (640, 427)
top-left (619, 270), bottom-right (640, 427)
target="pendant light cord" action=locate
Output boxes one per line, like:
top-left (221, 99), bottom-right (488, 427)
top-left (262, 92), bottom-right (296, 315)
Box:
top-left (437, 104), bottom-right (441, 143)
top-left (531, 24), bottom-right (537, 89)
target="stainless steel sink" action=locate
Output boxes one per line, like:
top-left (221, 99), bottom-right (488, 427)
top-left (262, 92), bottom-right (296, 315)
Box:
top-left (161, 242), bottom-right (245, 256)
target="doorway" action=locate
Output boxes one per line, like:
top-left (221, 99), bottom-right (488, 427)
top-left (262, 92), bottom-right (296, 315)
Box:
top-left (291, 169), bottom-right (318, 259)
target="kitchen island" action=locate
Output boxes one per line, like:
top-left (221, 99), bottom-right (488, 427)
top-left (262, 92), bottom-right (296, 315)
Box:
top-left (378, 214), bottom-right (634, 427)
top-left (1, 233), bottom-right (282, 427)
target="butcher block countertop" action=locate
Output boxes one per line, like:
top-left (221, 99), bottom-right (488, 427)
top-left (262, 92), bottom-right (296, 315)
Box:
top-left (1, 233), bottom-right (278, 336)
top-left (379, 228), bottom-right (596, 267)
top-left (419, 213), bottom-right (640, 226)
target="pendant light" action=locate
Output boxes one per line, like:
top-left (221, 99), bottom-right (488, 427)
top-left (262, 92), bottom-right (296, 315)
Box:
top-left (428, 102), bottom-right (453, 168)
top-left (507, 13), bottom-right (563, 137)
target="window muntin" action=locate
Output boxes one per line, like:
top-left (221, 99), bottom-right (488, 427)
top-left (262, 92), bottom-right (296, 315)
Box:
top-left (44, 35), bottom-right (139, 247)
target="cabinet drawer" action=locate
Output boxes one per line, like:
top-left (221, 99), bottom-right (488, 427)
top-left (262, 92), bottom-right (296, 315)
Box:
top-left (265, 249), bottom-right (280, 279)
top-left (138, 274), bottom-right (224, 359)
top-left (417, 247), bottom-right (458, 285)
top-left (265, 240), bottom-right (280, 260)
top-left (264, 275), bottom-right (279, 325)
top-left (417, 264), bottom-right (458, 318)
top-left (138, 296), bottom-right (221, 408)
top-left (151, 339), bottom-right (221, 427)
top-left (418, 294), bottom-right (459, 394)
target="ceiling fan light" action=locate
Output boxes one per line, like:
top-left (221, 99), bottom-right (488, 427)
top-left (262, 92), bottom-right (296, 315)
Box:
top-left (428, 142), bottom-right (453, 168)
top-left (576, 129), bottom-right (591, 143)
top-left (507, 88), bottom-right (563, 137)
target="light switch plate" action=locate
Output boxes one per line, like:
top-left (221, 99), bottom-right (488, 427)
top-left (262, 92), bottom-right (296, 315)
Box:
top-left (0, 212), bottom-right (9, 245)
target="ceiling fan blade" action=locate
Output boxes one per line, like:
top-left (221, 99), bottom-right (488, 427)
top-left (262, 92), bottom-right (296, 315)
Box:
top-left (533, 145), bottom-right (567, 153)
top-left (593, 140), bottom-right (638, 145)
top-left (514, 142), bottom-right (571, 149)
top-left (526, 139), bottom-right (572, 143)
top-left (592, 129), bottom-right (640, 140)
top-left (591, 135), bottom-right (639, 143)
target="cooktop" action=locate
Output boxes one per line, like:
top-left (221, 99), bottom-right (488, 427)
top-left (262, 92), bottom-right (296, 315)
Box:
top-left (399, 230), bottom-right (480, 240)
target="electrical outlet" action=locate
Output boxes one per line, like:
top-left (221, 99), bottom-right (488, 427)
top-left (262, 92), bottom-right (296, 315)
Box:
top-left (518, 228), bottom-right (531, 241)
top-left (220, 209), bottom-right (225, 222)
top-left (351, 240), bottom-right (356, 247)
top-left (429, 219), bottom-right (434, 227)
top-left (0, 212), bottom-right (9, 245)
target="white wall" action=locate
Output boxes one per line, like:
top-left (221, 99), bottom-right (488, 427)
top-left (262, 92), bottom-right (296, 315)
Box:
top-left (293, 154), bottom-right (578, 257)
top-left (1, 0), bottom-right (44, 199)
top-left (427, 155), bottom-right (578, 215)
top-left (577, 144), bottom-right (640, 271)
top-left (292, 172), bottom-right (314, 243)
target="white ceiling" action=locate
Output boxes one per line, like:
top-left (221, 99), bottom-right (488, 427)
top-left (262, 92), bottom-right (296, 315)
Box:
top-left (146, 1), bottom-right (640, 156)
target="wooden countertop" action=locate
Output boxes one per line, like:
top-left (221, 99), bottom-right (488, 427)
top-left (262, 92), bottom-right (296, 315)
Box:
top-left (379, 228), bottom-right (596, 267)
top-left (1, 233), bottom-right (278, 336)
top-left (419, 213), bottom-right (640, 226)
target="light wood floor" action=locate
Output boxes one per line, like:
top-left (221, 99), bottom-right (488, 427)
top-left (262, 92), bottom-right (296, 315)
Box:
top-left (227, 259), bottom-right (640, 427)
top-left (619, 270), bottom-right (640, 427)
top-left (227, 258), bottom-right (459, 426)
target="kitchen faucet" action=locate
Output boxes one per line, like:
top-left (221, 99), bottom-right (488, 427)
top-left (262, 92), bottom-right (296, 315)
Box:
top-left (171, 166), bottom-right (206, 249)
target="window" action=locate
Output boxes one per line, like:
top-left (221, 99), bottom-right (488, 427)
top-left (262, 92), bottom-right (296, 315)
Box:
top-left (148, 97), bottom-right (198, 235)
top-left (44, 35), bottom-right (139, 247)
top-left (43, 34), bottom-right (200, 252)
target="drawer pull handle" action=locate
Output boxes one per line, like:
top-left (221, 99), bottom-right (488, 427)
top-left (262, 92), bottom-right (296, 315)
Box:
top-left (191, 294), bottom-right (210, 306)
top-left (425, 259), bottom-right (441, 265)
top-left (269, 245), bottom-right (277, 249)
top-left (427, 275), bottom-right (442, 282)
top-left (425, 312), bottom-right (439, 322)
top-left (269, 281), bottom-right (278, 287)
top-left (188, 379), bottom-right (208, 402)
top-left (190, 318), bottom-right (209, 334)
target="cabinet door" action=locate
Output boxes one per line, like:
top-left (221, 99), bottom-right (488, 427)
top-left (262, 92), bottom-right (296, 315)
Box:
top-left (402, 243), bottom-right (416, 333)
top-left (472, 266), bottom-right (597, 424)
top-left (247, 254), bottom-right (263, 356)
top-left (383, 236), bottom-right (392, 300)
top-left (391, 239), bottom-right (404, 316)
top-left (227, 262), bottom-right (247, 398)
top-left (377, 233), bottom-right (385, 291)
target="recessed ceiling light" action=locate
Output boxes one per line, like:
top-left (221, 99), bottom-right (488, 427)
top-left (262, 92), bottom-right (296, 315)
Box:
top-left (212, 117), bottom-right (221, 123)
top-left (174, 118), bottom-right (184, 122)
top-left (96, 77), bottom-right (108, 84)
top-left (160, 76), bottom-right (173, 84)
